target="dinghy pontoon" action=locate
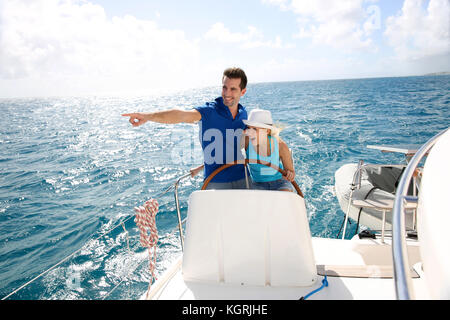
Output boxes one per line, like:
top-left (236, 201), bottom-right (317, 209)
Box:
top-left (334, 145), bottom-right (423, 238)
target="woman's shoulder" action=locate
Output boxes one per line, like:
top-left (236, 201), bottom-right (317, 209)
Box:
top-left (276, 137), bottom-right (289, 151)
top-left (272, 135), bottom-right (284, 145)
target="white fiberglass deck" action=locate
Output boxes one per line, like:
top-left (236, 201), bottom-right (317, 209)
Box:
top-left (144, 189), bottom-right (427, 300)
top-left (146, 237), bottom-right (425, 300)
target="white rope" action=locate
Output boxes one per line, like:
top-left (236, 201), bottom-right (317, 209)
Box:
top-left (134, 198), bottom-right (159, 299)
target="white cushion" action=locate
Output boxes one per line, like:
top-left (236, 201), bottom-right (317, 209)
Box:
top-left (182, 190), bottom-right (317, 287)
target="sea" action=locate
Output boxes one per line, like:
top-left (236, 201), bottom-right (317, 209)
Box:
top-left (0, 75), bottom-right (449, 300)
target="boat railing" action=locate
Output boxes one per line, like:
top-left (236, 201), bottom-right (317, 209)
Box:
top-left (148, 169), bottom-right (200, 251)
top-left (172, 172), bottom-right (193, 251)
top-left (392, 128), bottom-right (449, 300)
top-left (341, 160), bottom-right (364, 239)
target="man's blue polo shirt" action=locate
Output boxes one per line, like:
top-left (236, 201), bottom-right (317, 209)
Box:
top-left (194, 97), bottom-right (247, 183)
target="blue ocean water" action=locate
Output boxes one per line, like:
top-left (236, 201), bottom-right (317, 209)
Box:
top-left (0, 75), bottom-right (449, 300)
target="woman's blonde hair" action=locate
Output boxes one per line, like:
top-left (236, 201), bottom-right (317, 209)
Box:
top-left (269, 122), bottom-right (286, 137)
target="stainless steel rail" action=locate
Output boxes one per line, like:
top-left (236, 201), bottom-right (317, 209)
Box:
top-left (173, 172), bottom-right (192, 251)
top-left (341, 160), bottom-right (364, 239)
top-left (156, 170), bottom-right (196, 251)
top-left (392, 128), bottom-right (449, 300)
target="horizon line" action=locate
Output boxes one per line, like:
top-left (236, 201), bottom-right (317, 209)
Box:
top-left (1, 72), bottom-right (449, 100)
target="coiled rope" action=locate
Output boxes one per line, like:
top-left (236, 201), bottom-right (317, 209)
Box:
top-left (134, 198), bottom-right (159, 299)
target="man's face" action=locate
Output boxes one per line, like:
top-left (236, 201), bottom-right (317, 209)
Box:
top-left (222, 76), bottom-right (246, 108)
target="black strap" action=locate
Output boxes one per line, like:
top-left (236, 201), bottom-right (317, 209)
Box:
top-left (354, 186), bottom-right (379, 236)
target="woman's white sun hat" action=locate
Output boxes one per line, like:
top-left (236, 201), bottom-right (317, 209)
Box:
top-left (243, 109), bottom-right (276, 131)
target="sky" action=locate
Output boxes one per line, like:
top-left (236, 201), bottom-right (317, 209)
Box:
top-left (0, 0), bottom-right (449, 98)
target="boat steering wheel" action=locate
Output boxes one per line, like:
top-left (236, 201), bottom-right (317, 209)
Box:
top-left (201, 159), bottom-right (304, 198)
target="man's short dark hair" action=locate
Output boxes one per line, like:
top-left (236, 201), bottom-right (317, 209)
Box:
top-left (223, 67), bottom-right (247, 90)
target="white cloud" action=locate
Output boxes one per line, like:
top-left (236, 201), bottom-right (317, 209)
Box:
top-left (265, 0), bottom-right (379, 52)
top-left (384, 0), bottom-right (450, 60)
top-left (261, 0), bottom-right (290, 11)
top-left (205, 22), bottom-right (261, 44)
top-left (0, 0), bottom-right (202, 96)
top-left (204, 22), bottom-right (293, 49)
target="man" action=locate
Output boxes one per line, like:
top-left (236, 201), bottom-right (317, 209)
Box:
top-left (122, 67), bottom-right (248, 189)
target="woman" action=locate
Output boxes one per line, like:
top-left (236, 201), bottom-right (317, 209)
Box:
top-left (243, 109), bottom-right (295, 191)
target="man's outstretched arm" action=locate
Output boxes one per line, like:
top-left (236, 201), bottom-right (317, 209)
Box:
top-left (122, 109), bottom-right (201, 127)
